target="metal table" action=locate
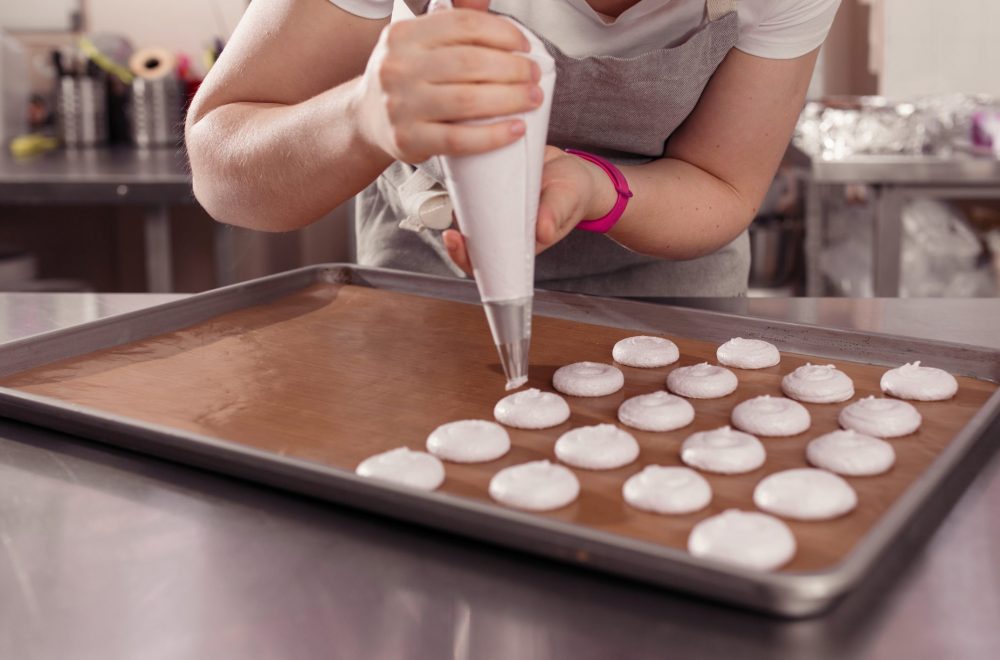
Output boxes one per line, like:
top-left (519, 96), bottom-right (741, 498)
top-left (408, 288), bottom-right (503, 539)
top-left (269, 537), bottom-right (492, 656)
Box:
top-left (0, 292), bottom-right (998, 659)
top-left (0, 147), bottom-right (207, 293)
top-left (801, 150), bottom-right (1000, 296)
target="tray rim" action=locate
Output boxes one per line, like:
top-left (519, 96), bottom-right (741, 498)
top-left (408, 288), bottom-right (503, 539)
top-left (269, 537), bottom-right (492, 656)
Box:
top-left (0, 263), bottom-right (998, 617)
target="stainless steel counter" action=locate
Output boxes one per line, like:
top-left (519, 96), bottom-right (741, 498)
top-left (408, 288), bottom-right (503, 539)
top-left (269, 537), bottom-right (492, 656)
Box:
top-left (0, 148), bottom-right (199, 293)
top-left (808, 153), bottom-right (1000, 186)
top-left (0, 293), bottom-right (998, 659)
top-left (0, 147), bottom-right (191, 204)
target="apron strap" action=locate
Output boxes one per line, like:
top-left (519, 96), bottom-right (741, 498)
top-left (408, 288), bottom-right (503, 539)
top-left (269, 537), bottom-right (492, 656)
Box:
top-left (706, 0), bottom-right (737, 21)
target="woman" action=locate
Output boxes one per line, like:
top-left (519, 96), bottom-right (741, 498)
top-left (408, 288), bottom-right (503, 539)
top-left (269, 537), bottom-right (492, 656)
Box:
top-left (186, 0), bottom-right (840, 296)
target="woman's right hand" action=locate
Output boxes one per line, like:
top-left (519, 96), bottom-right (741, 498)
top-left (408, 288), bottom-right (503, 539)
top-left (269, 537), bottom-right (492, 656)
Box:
top-left (354, 1), bottom-right (544, 164)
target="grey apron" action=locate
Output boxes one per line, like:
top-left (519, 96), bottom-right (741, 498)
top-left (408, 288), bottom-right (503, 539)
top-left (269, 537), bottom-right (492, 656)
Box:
top-left (356, 0), bottom-right (750, 297)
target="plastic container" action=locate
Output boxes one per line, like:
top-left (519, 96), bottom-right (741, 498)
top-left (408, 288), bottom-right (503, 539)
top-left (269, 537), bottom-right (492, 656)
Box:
top-left (0, 30), bottom-right (30, 143)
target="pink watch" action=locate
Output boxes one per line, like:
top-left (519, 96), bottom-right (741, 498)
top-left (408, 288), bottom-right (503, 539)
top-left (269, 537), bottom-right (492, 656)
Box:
top-left (565, 148), bottom-right (633, 234)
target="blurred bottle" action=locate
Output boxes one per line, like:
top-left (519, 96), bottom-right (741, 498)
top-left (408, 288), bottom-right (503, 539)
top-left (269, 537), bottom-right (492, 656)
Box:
top-left (1, 30), bottom-right (31, 145)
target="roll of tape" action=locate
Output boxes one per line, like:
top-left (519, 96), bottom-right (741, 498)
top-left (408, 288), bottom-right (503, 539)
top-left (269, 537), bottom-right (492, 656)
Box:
top-left (129, 48), bottom-right (176, 81)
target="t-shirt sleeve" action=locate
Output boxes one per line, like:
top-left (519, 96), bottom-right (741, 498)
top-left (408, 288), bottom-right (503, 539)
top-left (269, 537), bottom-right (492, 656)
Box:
top-left (327, 0), bottom-right (394, 20)
top-left (737, 0), bottom-right (842, 59)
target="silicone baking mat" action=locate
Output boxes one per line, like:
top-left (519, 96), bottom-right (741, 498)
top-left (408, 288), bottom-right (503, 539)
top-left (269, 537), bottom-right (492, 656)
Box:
top-left (1, 282), bottom-right (995, 572)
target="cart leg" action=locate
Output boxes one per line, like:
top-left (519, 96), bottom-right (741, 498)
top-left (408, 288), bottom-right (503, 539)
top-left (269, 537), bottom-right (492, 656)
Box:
top-left (874, 187), bottom-right (904, 297)
top-left (804, 180), bottom-right (825, 296)
top-left (213, 222), bottom-right (236, 288)
top-left (143, 204), bottom-right (173, 293)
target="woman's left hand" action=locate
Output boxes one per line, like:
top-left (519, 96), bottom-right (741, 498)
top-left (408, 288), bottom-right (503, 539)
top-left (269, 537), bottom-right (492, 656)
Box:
top-left (443, 145), bottom-right (615, 274)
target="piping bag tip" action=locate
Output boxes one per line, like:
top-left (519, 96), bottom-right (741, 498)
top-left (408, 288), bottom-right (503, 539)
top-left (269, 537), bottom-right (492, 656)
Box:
top-left (506, 376), bottom-right (528, 391)
top-left (483, 298), bottom-right (532, 391)
top-left (498, 339), bottom-right (530, 390)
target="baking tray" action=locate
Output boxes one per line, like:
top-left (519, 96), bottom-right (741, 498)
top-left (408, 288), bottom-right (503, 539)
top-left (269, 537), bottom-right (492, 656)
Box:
top-left (0, 264), bottom-right (997, 617)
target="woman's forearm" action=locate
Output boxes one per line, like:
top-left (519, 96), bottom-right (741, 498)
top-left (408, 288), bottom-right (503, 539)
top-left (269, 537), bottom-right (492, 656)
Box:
top-left (186, 78), bottom-right (393, 232)
top-left (187, 1), bottom-right (537, 234)
top-left (600, 48), bottom-right (818, 261)
top-left (602, 157), bottom-right (758, 260)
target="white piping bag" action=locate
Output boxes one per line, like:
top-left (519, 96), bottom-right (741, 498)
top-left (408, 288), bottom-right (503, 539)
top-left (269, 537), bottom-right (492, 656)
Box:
top-left (431, 0), bottom-right (556, 390)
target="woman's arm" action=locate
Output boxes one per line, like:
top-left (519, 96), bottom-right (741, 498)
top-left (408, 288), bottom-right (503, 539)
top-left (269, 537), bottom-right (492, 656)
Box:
top-left (186, 0), bottom-right (387, 231)
top-left (607, 46), bottom-right (820, 259)
top-left (186, 0), bottom-right (540, 232)
top-left (444, 46), bottom-right (819, 270)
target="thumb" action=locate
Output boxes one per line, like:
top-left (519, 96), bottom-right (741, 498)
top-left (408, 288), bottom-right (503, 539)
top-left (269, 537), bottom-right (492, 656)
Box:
top-left (536, 181), bottom-right (579, 248)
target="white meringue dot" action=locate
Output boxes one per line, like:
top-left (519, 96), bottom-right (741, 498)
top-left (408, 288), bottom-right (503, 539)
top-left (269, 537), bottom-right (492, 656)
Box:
top-left (617, 391), bottom-right (695, 432)
top-left (426, 419), bottom-right (511, 463)
top-left (554, 424), bottom-right (640, 470)
top-left (880, 362), bottom-right (958, 401)
top-left (781, 363), bottom-right (855, 404)
top-left (838, 396), bottom-right (922, 438)
top-left (612, 335), bottom-right (680, 368)
top-left (553, 361), bottom-right (625, 397)
top-left (731, 395), bottom-right (811, 437)
top-left (356, 447), bottom-right (445, 491)
top-left (681, 426), bottom-right (766, 475)
top-left (688, 509), bottom-right (796, 571)
top-left (494, 388), bottom-right (571, 429)
top-left (753, 468), bottom-right (858, 521)
top-left (806, 430), bottom-right (895, 476)
top-left (666, 362), bottom-right (738, 399)
top-left (622, 466), bottom-right (711, 515)
top-left (716, 338), bottom-right (781, 369)
top-left (489, 460), bottom-right (580, 511)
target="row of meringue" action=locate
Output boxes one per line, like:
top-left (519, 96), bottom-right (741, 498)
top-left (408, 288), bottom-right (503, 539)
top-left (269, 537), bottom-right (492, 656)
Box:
top-left (354, 386), bottom-right (920, 504)
top-left (356, 417), bottom-right (892, 507)
top-left (612, 336), bottom-right (779, 370)
top-left (612, 335), bottom-right (959, 403)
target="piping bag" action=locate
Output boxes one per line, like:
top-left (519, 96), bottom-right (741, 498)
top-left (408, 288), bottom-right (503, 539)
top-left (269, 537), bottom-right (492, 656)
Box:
top-left (431, 0), bottom-right (556, 390)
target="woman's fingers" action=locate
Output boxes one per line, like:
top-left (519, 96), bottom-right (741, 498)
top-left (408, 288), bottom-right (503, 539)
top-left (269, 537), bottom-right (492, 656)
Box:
top-left (422, 46), bottom-right (540, 84)
top-left (443, 229), bottom-right (474, 275)
top-left (360, 5), bottom-right (538, 162)
top-left (410, 120), bottom-right (525, 158)
top-left (415, 9), bottom-right (530, 52)
top-left (413, 82), bottom-right (542, 122)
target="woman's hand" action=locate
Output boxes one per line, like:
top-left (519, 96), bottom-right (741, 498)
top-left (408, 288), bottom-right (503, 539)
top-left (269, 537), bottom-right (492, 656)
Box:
top-left (444, 146), bottom-right (617, 274)
top-left (355, 1), bottom-right (544, 164)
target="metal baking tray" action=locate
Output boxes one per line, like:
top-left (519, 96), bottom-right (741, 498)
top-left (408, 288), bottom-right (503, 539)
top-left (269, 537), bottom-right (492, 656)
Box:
top-left (0, 264), bottom-right (997, 617)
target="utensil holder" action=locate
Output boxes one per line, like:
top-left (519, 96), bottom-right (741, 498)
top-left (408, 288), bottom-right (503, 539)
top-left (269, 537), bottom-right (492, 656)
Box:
top-left (57, 75), bottom-right (108, 147)
top-left (129, 76), bottom-right (182, 148)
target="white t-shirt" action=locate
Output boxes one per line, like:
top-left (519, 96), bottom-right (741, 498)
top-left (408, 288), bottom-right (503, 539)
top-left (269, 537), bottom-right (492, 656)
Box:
top-left (330, 0), bottom-right (841, 59)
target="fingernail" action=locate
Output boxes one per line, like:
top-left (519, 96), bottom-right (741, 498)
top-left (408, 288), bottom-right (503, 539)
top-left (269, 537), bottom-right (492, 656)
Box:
top-left (530, 62), bottom-right (541, 82)
top-left (529, 86), bottom-right (543, 104)
top-left (510, 120), bottom-right (526, 135)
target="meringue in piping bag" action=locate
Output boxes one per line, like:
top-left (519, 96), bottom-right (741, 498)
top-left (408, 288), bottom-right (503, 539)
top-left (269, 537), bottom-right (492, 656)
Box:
top-left (436, 4), bottom-right (556, 390)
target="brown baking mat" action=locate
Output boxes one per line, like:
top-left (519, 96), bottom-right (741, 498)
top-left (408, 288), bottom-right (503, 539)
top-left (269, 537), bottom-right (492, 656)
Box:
top-left (2, 283), bottom-right (995, 572)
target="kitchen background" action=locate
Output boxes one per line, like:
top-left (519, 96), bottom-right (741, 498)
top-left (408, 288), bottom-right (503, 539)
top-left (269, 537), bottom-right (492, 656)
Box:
top-left (1, 0), bottom-right (998, 297)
